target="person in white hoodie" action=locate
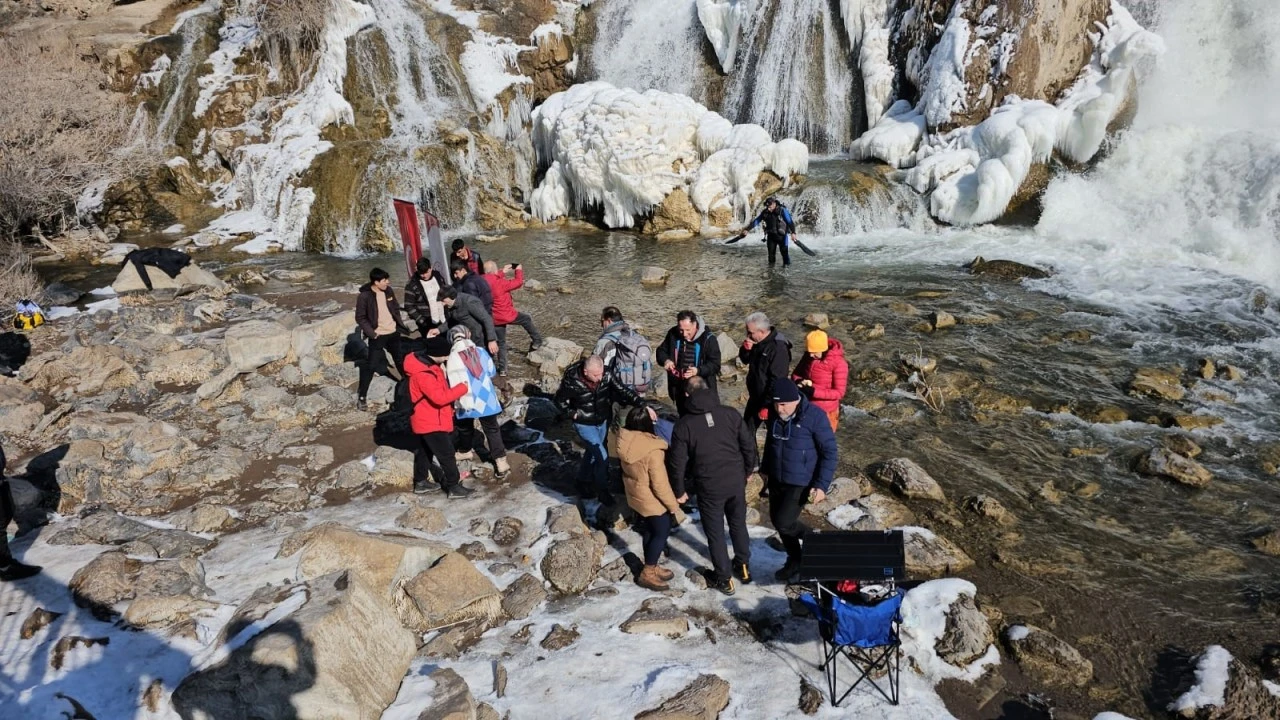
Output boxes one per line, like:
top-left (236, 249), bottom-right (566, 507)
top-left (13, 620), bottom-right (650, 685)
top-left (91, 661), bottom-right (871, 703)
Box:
top-left (445, 325), bottom-right (509, 478)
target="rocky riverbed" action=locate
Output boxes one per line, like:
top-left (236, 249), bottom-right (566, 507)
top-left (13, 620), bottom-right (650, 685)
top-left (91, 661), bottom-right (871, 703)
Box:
top-left (2, 229), bottom-right (1279, 720)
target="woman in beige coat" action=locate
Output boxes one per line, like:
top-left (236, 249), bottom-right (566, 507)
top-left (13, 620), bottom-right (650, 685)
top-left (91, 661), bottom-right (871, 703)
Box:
top-left (617, 406), bottom-right (685, 591)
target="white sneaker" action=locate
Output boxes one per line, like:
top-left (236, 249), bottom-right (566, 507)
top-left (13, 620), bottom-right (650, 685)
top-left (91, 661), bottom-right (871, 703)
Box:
top-left (495, 457), bottom-right (511, 478)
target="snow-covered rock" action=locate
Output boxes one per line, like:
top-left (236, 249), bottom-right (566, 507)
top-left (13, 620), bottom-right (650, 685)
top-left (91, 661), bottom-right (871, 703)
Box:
top-left (530, 82), bottom-right (808, 230)
top-left (1003, 623), bottom-right (1094, 688)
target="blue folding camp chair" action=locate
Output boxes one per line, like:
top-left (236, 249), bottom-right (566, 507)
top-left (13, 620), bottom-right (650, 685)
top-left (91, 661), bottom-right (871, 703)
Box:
top-left (797, 530), bottom-right (906, 707)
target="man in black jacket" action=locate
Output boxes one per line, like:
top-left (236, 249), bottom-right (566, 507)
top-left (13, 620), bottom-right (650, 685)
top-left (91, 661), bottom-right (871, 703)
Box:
top-left (355, 267), bottom-right (410, 411)
top-left (738, 310), bottom-right (792, 434)
top-left (554, 355), bottom-right (645, 503)
top-left (1, 442), bottom-right (42, 582)
top-left (451, 259), bottom-right (494, 315)
top-left (403, 257), bottom-right (448, 337)
top-left (437, 286), bottom-right (498, 357)
top-left (667, 387), bottom-right (757, 595)
top-left (656, 310), bottom-right (721, 416)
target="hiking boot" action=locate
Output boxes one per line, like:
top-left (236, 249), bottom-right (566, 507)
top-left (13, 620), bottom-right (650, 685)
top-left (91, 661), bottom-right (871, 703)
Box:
top-left (732, 558), bottom-right (752, 585)
top-left (356, 398), bottom-right (368, 412)
top-left (529, 340), bottom-right (545, 352)
top-left (413, 480), bottom-right (440, 494)
top-left (444, 484), bottom-right (475, 499)
top-left (708, 575), bottom-right (736, 596)
top-left (0, 560), bottom-right (42, 582)
top-left (637, 565), bottom-right (669, 592)
top-left (774, 559), bottom-right (801, 583)
top-left (653, 565), bottom-right (675, 581)
top-left (494, 456), bottom-right (511, 479)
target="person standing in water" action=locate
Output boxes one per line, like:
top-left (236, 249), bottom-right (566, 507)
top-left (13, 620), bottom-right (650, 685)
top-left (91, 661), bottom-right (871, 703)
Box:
top-left (743, 197), bottom-right (798, 268)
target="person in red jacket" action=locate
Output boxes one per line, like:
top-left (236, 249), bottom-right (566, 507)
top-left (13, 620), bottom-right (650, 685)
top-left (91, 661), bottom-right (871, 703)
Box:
top-left (482, 260), bottom-right (544, 375)
top-left (403, 335), bottom-right (474, 498)
top-left (791, 330), bottom-right (848, 431)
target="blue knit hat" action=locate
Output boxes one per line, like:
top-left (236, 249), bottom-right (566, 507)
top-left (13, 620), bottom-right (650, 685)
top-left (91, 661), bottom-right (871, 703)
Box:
top-left (772, 378), bottom-right (801, 403)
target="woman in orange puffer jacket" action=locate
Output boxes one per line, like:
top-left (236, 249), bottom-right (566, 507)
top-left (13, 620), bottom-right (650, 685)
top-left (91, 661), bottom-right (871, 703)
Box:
top-left (404, 335), bottom-right (471, 498)
top-left (791, 330), bottom-right (848, 430)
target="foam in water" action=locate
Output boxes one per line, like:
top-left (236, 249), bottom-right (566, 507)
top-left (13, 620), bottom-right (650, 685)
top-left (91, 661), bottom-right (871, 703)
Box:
top-left (1037, 0), bottom-right (1280, 299)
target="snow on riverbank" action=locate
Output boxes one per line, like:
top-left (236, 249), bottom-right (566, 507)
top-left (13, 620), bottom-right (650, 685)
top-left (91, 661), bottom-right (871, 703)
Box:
top-left (5, 471), bottom-right (982, 719)
top-left (530, 81), bottom-right (808, 229)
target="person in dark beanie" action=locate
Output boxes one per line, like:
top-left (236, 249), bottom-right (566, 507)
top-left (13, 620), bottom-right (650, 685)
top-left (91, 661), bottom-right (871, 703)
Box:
top-left (763, 378), bottom-right (838, 583)
top-left (403, 334), bottom-right (473, 498)
top-left (656, 310), bottom-right (721, 415)
top-left (403, 257), bottom-right (448, 337)
top-left (355, 267), bottom-right (410, 411)
top-left (1, 442), bottom-right (41, 581)
top-left (667, 386), bottom-right (757, 595)
top-left (452, 238), bottom-right (483, 276)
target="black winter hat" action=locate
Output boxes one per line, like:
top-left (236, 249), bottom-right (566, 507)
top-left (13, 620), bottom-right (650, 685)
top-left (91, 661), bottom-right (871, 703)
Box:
top-left (421, 335), bottom-right (452, 358)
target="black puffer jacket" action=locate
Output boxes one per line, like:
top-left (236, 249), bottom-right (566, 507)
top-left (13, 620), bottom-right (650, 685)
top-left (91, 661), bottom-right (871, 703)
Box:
top-left (738, 328), bottom-right (792, 408)
top-left (459, 272), bottom-right (494, 314)
top-left (655, 320), bottom-right (721, 402)
top-left (666, 389), bottom-right (757, 498)
top-left (403, 270), bottom-right (447, 332)
top-left (553, 360), bottom-right (645, 426)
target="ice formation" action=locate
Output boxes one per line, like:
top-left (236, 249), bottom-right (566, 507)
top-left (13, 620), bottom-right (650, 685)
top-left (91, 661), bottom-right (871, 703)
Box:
top-left (530, 82), bottom-right (808, 229)
top-left (839, 0), bottom-right (895, 127)
top-left (855, 1), bottom-right (1163, 225)
top-left (696, 0), bottom-right (742, 73)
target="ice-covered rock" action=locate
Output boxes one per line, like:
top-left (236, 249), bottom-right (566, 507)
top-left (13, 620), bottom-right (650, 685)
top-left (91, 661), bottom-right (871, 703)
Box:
top-left (696, 0), bottom-right (742, 73)
top-left (530, 82), bottom-right (808, 230)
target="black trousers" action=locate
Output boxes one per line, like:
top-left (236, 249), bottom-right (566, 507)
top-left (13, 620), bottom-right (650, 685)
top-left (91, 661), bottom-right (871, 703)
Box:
top-left (743, 399), bottom-right (765, 435)
top-left (637, 513), bottom-right (673, 566)
top-left (358, 333), bottom-right (403, 400)
top-left (494, 311), bottom-right (542, 372)
top-left (456, 414), bottom-right (506, 459)
top-left (768, 479), bottom-right (810, 563)
top-left (413, 431), bottom-right (461, 489)
top-left (766, 235), bottom-right (791, 266)
top-left (698, 484), bottom-right (751, 582)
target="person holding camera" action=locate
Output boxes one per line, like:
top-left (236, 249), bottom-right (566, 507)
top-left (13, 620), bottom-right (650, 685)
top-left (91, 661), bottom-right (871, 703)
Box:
top-left (483, 260), bottom-right (544, 376)
top-left (762, 378), bottom-right (838, 583)
top-left (656, 310), bottom-right (721, 416)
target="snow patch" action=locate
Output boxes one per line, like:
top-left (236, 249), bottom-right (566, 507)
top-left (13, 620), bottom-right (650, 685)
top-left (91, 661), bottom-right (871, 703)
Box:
top-left (1169, 645), bottom-right (1232, 713)
top-left (45, 306), bottom-right (80, 321)
top-left (193, 17), bottom-right (258, 119)
top-left (696, 0), bottom-right (742, 73)
top-left (138, 54), bottom-right (171, 90)
top-left (530, 82), bottom-right (808, 227)
top-left (900, 579), bottom-right (1000, 683)
top-left (1006, 624), bottom-right (1030, 641)
top-left (1093, 713), bottom-right (1138, 720)
top-left (460, 31), bottom-right (533, 108)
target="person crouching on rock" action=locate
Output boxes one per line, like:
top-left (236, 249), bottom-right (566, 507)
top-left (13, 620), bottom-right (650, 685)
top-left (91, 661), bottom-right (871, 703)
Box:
top-left (355, 267), bottom-right (410, 412)
top-left (445, 325), bottom-right (510, 479)
top-left (791, 329), bottom-right (848, 431)
top-left (618, 405), bottom-right (687, 591)
top-left (764, 379), bottom-right (837, 583)
top-left (404, 335), bottom-right (473, 498)
top-left (553, 355), bottom-right (646, 505)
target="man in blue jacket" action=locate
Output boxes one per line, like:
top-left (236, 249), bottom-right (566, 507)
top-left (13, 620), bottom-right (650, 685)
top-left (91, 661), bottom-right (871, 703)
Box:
top-left (744, 196), bottom-right (797, 267)
top-left (763, 378), bottom-right (838, 582)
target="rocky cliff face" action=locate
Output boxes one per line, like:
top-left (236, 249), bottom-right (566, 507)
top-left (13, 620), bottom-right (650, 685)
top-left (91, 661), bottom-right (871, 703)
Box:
top-left (61, 0), bottom-right (1152, 248)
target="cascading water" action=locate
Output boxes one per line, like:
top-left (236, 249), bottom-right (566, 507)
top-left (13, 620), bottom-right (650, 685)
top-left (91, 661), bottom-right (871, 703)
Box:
top-left (153, 3), bottom-right (220, 148)
top-left (1035, 0), bottom-right (1280, 303)
top-left (777, 160), bottom-right (931, 236)
top-left (588, 0), bottom-right (857, 154)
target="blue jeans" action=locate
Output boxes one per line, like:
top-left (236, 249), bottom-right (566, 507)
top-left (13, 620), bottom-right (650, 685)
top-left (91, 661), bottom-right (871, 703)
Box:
top-left (574, 422), bottom-right (609, 497)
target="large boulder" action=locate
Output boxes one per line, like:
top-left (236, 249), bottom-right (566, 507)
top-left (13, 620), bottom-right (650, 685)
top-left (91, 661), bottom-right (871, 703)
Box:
top-left (291, 312), bottom-right (353, 373)
top-left (69, 551), bottom-right (209, 615)
top-left (172, 571), bottom-right (416, 720)
top-left (280, 524), bottom-right (452, 629)
top-left (147, 348), bottom-right (221, 385)
top-left (527, 337), bottom-right (583, 377)
top-left (22, 345), bottom-right (141, 398)
top-left (403, 553), bottom-right (502, 631)
top-left (112, 260), bottom-right (227, 294)
top-left (936, 592), bottom-right (995, 667)
top-left (539, 534), bottom-right (601, 595)
top-left (1170, 645), bottom-right (1280, 720)
top-left (847, 493), bottom-right (918, 530)
top-left (1003, 624), bottom-right (1093, 688)
top-left (636, 674), bottom-right (731, 720)
top-left (225, 320), bottom-right (294, 372)
top-left (501, 573), bottom-right (548, 620)
top-left (869, 458), bottom-right (946, 501)
top-left (641, 188), bottom-right (701, 235)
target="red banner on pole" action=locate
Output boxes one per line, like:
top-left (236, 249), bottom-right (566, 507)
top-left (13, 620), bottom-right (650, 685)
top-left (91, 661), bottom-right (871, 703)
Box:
top-left (393, 198), bottom-right (423, 280)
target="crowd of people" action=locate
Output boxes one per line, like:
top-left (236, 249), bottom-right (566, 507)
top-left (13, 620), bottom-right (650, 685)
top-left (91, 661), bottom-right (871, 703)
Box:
top-left (354, 242), bottom-right (848, 596)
